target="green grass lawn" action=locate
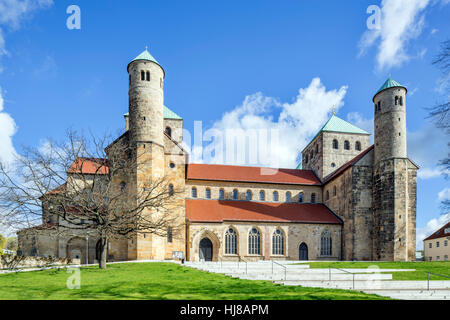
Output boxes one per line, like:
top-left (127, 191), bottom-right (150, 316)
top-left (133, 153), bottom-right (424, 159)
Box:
top-left (306, 261), bottom-right (450, 281)
top-left (0, 262), bottom-right (389, 300)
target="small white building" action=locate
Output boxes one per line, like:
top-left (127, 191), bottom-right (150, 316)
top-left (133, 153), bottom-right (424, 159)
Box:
top-left (423, 222), bottom-right (450, 261)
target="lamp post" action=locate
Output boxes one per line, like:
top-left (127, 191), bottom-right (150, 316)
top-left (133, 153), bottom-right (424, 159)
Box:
top-left (85, 236), bottom-right (89, 265)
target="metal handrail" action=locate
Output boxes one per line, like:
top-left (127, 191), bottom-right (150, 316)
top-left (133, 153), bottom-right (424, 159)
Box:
top-left (238, 257), bottom-right (248, 274)
top-left (426, 272), bottom-right (450, 291)
top-left (272, 260), bottom-right (287, 281)
top-left (328, 266), bottom-right (356, 290)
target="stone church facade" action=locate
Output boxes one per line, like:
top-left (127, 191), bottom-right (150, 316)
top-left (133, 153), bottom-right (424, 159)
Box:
top-left (17, 49), bottom-right (418, 263)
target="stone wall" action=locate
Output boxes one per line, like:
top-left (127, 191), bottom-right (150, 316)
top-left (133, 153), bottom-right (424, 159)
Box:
top-left (187, 222), bottom-right (341, 261)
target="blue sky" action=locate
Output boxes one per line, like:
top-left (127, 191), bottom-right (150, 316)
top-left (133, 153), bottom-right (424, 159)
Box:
top-left (0, 0), bottom-right (449, 246)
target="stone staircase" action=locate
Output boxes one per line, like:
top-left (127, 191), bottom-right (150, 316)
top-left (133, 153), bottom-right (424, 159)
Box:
top-left (184, 261), bottom-right (450, 300)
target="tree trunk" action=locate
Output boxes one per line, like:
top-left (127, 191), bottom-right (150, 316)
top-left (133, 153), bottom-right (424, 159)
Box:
top-left (99, 237), bottom-right (108, 269)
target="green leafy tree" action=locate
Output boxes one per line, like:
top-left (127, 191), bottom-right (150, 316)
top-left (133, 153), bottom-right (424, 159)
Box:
top-left (0, 234), bottom-right (6, 251)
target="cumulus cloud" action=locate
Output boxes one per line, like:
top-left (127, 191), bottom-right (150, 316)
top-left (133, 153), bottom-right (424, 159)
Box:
top-left (416, 212), bottom-right (450, 249)
top-left (438, 188), bottom-right (450, 202)
top-left (190, 78), bottom-right (348, 168)
top-left (358, 0), bottom-right (448, 70)
top-left (0, 88), bottom-right (17, 164)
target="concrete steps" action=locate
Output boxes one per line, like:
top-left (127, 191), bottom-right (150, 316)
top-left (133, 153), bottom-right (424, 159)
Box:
top-left (362, 290), bottom-right (450, 300)
top-left (277, 280), bottom-right (450, 290)
top-left (228, 273), bottom-right (393, 281)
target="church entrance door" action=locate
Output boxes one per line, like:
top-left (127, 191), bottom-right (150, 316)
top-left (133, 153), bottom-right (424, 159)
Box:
top-left (299, 243), bottom-right (308, 261)
top-left (199, 238), bottom-right (213, 261)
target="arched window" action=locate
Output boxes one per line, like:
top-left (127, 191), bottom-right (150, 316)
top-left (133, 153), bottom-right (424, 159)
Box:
top-left (315, 144), bottom-right (319, 154)
top-left (298, 193), bottom-right (303, 203)
top-left (332, 139), bottom-right (339, 149)
top-left (395, 96), bottom-right (399, 106)
top-left (205, 188), bottom-right (211, 199)
top-left (259, 190), bottom-right (265, 201)
top-left (333, 186), bottom-right (337, 196)
top-left (311, 193), bottom-right (316, 203)
top-left (355, 141), bottom-right (361, 151)
top-left (165, 127), bottom-right (172, 138)
top-left (399, 96), bottom-right (403, 106)
top-left (225, 228), bottom-right (237, 255)
top-left (246, 190), bottom-right (252, 201)
top-left (326, 190), bottom-right (330, 200)
top-left (168, 184), bottom-right (174, 196)
top-left (310, 151), bottom-right (314, 159)
top-left (272, 229), bottom-right (284, 255)
top-left (320, 230), bottom-right (332, 256)
top-left (248, 228), bottom-right (261, 255)
top-left (219, 189), bottom-right (225, 200)
top-left (121, 182), bottom-right (127, 193)
top-left (141, 71), bottom-right (145, 81)
top-left (378, 101), bottom-right (381, 110)
top-left (191, 187), bottom-right (197, 198)
top-left (286, 191), bottom-right (291, 202)
top-left (232, 189), bottom-right (238, 200)
top-left (273, 191), bottom-right (279, 202)
top-left (146, 71), bottom-right (150, 81)
top-left (305, 155), bottom-right (309, 163)
top-left (344, 141), bottom-right (350, 150)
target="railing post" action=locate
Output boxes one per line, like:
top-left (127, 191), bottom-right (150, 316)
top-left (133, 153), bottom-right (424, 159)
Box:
top-left (246, 261), bottom-right (248, 275)
top-left (427, 272), bottom-right (430, 291)
top-left (353, 274), bottom-right (355, 290)
top-left (329, 267), bottom-right (331, 281)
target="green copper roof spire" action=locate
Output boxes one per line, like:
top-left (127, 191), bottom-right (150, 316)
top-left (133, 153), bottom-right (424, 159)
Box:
top-left (127, 46), bottom-right (164, 72)
top-left (373, 77), bottom-right (407, 100)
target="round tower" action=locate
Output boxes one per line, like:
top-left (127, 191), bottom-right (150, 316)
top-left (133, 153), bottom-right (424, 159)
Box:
top-left (127, 48), bottom-right (165, 146)
top-left (373, 77), bottom-right (407, 164)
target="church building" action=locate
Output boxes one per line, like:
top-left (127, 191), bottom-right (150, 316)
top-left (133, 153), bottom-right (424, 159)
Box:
top-left (18, 49), bottom-right (418, 262)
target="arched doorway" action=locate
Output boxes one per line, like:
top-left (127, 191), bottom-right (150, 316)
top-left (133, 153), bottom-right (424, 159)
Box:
top-left (299, 242), bottom-right (308, 261)
top-left (199, 238), bottom-right (213, 261)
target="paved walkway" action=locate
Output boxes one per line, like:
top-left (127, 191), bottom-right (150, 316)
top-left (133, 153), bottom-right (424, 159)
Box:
top-left (185, 261), bottom-right (450, 300)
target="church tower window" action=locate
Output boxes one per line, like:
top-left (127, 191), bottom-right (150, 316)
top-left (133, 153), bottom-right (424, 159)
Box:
top-left (326, 190), bottom-right (330, 200)
top-left (165, 126), bottom-right (172, 138)
top-left (399, 96), bottom-right (403, 106)
top-left (344, 140), bottom-right (350, 150)
top-left (146, 71), bottom-right (150, 81)
top-left (168, 184), bottom-right (174, 196)
top-left (141, 71), bottom-right (145, 81)
top-left (355, 141), bottom-right (361, 151)
top-left (332, 139), bottom-right (339, 149)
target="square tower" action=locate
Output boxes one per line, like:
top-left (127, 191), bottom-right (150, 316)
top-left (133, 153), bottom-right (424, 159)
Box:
top-left (301, 115), bottom-right (371, 181)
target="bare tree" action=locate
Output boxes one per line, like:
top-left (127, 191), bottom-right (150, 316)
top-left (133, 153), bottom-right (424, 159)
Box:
top-left (429, 39), bottom-right (450, 211)
top-left (0, 130), bottom-right (184, 269)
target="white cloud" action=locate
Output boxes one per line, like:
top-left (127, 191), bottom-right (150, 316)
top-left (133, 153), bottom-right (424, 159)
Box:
top-left (416, 212), bottom-right (450, 249)
top-left (192, 78), bottom-right (348, 168)
top-left (0, 0), bottom-right (54, 69)
top-left (358, 0), bottom-right (448, 70)
top-left (346, 112), bottom-right (374, 137)
top-left (0, 87), bottom-right (17, 164)
top-left (438, 188), bottom-right (450, 201)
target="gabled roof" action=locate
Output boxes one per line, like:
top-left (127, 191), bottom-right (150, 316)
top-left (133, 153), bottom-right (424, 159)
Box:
top-left (373, 77), bottom-right (407, 100)
top-left (124, 105), bottom-right (182, 120)
top-left (424, 221), bottom-right (450, 241)
top-left (186, 199), bottom-right (342, 224)
top-left (67, 157), bottom-right (109, 175)
top-left (323, 145), bottom-right (374, 184)
top-left (302, 114), bottom-right (370, 153)
top-left (186, 164), bottom-right (321, 186)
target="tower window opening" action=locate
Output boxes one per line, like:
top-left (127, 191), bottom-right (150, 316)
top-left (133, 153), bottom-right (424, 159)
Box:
top-left (344, 140), bottom-right (350, 150)
top-left (141, 71), bottom-right (145, 81)
top-left (205, 188), bottom-right (211, 199)
top-left (286, 192), bottom-right (291, 202)
top-left (273, 191), bottom-right (279, 202)
top-left (305, 155), bottom-right (308, 164)
top-left (298, 193), bottom-right (303, 203)
top-left (246, 190), bottom-right (252, 201)
top-left (219, 189), bottom-right (225, 200)
top-left (332, 139), bottom-right (338, 149)
top-left (191, 187), bottom-right (197, 198)
top-left (165, 127), bottom-right (172, 138)
top-left (146, 71), bottom-right (150, 81)
top-left (395, 96), bottom-right (399, 105)
top-left (326, 190), bottom-right (330, 200)
top-left (399, 96), bottom-right (403, 106)
top-left (355, 141), bottom-right (361, 151)
top-left (168, 184), bottom-right (174, 196)
top-left (311, 193), bottom-right (316, 203)
top-left (259, 190), bottom-right (265, 201)
top-left (232, 189), bottom-right (238, 200)
top-left (315, 144), bottom-right (319, 153)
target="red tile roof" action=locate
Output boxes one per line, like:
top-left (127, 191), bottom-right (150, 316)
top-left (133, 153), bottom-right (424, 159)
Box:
top-left (186, 199), bottom-right (342, 224)
top-left (68, 157), bottom-right (109, 175)
top-left (424, 222), bottom-right (450, 241)
top-left (323, 145), bottom-right (374, 184)
top-left (186, 164), bottom-right (321, 186)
